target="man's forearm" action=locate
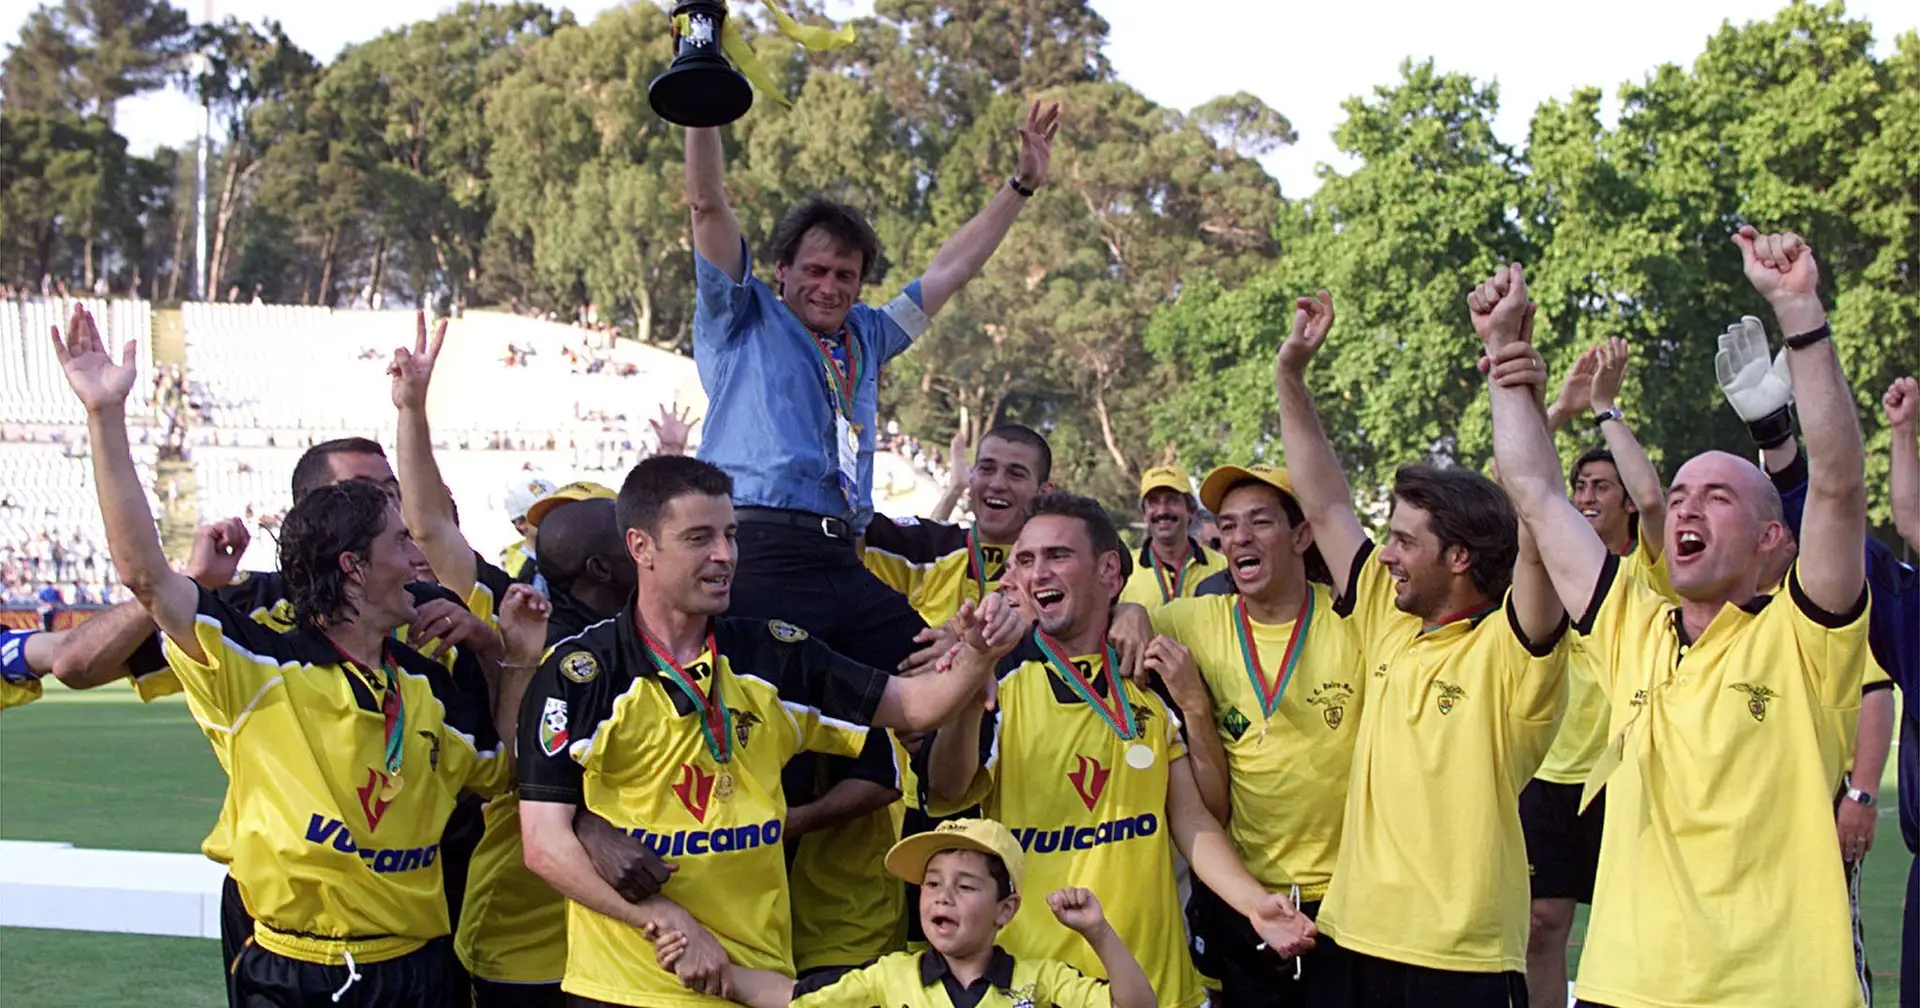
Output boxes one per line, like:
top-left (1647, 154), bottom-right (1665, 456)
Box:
top-left (918, 186), bottom-right (1028, 316)
top-left (50, 601), bottom-right (154, 688)
top-left (1776, 300), bottom-right (1863, 497)
top-left (786, 779), bottom-right (900, 839)
top-left (928, 482), bottom-right (965, 523)
top-left (685, 126), bottom-right (743, 282)
top-left (1274, 368), bottom-right (1356, 524)
top-left (1595, 416), bottom-right (1667, 543)
top-left (87, 406), bottom-right (169, 597)
top-left (1853, 687), bottom-right (1894, 795)
top-left (1890, 423), bottom-right (1919, 552)
top-left (877, 651), bottom-right (991, 732)
top-left (1172, 803), bottom-right (1267, 917)
top-left (1175, 695), bottom-right (1232, 823)
top-left (1487, 374), bottom-right (1565, 523)
top-left (395, 404), bottom-right (475, 600)
top-left (524, 809), bottom-right (681, 931)
top-left (925, 703), bottom-right (986, 805)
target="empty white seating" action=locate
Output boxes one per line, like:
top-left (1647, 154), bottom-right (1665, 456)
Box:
top-left (0, 297), bottom-right (153, 425)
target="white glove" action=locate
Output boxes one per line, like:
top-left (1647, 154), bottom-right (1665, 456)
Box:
top-left (1714, 316), bottom-right (1793, 422)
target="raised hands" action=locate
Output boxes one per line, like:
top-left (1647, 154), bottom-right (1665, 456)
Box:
top-left (1732, 225), bottom-right (1820, 306)
top-left (650, 400), bottom-right (696, 456)
top-left (1885, 376), bottom-right (1917, 431)
top-left (1714, 316), bottom-right (1793, 425)
top-left (1549, 346), bottom-right (1601, 421)
top-left (1466, 264), bottom-right (1534, 353)
top-left (390, 310), bottom-right (447, 411)
top-left (1016, 100), bottom-right (1062, 191)
top-left (1275, 289), bottom-right (1334, 375)
top-left (497, 583), bottom-right (552, 664)
top-left (51, 303), bottom-right (138, 412)
top-left (183, 518), bottom-right (251, 590)
top-left (1588, 337), bottom-right (1630, 410)
top-left (1047, 886), bottom-right (1111, 936)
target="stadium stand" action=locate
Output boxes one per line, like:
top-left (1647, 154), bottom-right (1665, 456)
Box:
top-left (1, 296), bottom-right (153, 427)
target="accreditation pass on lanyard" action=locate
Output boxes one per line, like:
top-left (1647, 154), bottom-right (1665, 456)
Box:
top-left (807, 328), bottom-right (866, 508)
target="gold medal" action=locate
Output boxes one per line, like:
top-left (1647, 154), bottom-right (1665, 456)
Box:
top-left (1125, 743), bottom-right (1155, 770)
top-left (380, 773), bottom-right (405, 800)
top-left (714, 770), bottom-right (735, 802)
top-left (847, 422), bottom-right (862, 453)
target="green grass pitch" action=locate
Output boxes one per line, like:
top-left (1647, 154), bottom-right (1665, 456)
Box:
top-left (0, 686), bottom-right (1906, 1005)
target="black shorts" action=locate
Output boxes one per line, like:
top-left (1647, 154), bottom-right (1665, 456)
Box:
top-left (471, 977), bottom-right (564, 1008)
top-left (222, 874), bottom-right (254, 1007)
top-left (229, 935), bottom-right (461, 1008)
top-left (1520, 779), bottom-right (1605, 903)
top-left (1188, 883), bottom-right (1350, 1008)
top-left (1338, 949), bottom-right (1527, 1008)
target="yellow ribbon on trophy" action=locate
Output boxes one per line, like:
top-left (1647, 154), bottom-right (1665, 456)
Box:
top-left (673, 0), bottom-right (856, 109)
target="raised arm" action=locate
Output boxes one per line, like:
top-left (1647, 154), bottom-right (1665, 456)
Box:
top-left (391, 312), bottom-right (477, 600)
top-left (916, 101), bottom-right (1058, 317)
top-left (53, 306), bottom-right (205, 661)
top-left (1587, 338), bottom-right (1668, 556)
top-left (1886, 377), bottom-right (1919, 553)
top-left (686, 127), bottom-right (745, 282)
top-left (1733, 227), bottom-right (1864, 613)
top-left (1472, 267), bottom-right (1608, 618)
top-left (1273, 291), bottom-right (1368, 597)
top-left (1544, 346), bottom-right (1599, 433)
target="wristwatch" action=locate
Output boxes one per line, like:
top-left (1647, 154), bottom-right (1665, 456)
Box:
top-left (1591, 406), bottom-right (1624, 427)
top-left (1844, 787), bottom-right (1877, 808)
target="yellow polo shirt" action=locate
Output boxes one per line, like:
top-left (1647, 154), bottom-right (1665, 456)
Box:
top-left (1148, 588), bottom-right (1366, 900)
top-left (1570, 558), bottom-right (1870, 1008)
top-left (792, 947), bottom-right (1114, 1008)
top-left (1119, 540), bottom-right (1225, 612)
top-left (1315, 542), bottom-right (1569, 973)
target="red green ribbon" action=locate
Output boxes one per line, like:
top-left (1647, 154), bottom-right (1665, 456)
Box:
top-left (1234, 593), bottom-right (1312, 719)
top-left (641, 626), bottom-right (732, 765)
top-left (1033, 629), bottom-right (1136, 741)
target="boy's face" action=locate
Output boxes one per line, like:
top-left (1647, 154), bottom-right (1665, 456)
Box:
top-left (919, 850), bottom-right (1018, 955)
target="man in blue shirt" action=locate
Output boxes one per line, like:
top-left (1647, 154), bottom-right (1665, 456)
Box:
top-left (684, 100), bottom-right (1060, 672)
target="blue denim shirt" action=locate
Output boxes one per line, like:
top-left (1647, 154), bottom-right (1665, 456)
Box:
top-left (692, 241), bottom-right (928, 533)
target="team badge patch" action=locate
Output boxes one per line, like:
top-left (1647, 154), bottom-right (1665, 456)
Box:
top-left (268, 599), bottom-right (296, 629)
top-left (730, 708), bottom-right (762, 748)
top-left (1308, 681), bottom-right (1354, 730)
top-left (539, 698), bottom-right (570, 756)
top-left (560, 651), bottom-right (599, 683)
top-left (1729, 683), bottom-right (1779, 722)
top-left (1434, 680), bottom-right (1466, 715)
top-left (768, 620), bottom-right (808, 643)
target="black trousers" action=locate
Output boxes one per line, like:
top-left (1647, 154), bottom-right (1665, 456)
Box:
top-left (1188, 884), bottom-right (1350, 1008)
top-left (1338, 949), bottom-right (1528, 1008)
top-left (229, 936), bottom-right (462, 1008)
top-left (472, 977), bottom-right (565, 1008)
top-left (727, 517), bottom-right (927, 670)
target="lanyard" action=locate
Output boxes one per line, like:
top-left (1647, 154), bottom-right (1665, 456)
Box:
top-left (1154, 551), bottom-right (1189, 603)
top-left (641, 625), bottom-right (732, 765)
top-left (802, 323), bottom-right (865, 422)
top-left (1033, 628), bottom-right (1136, 741)
top-left (965, 530), bottom-right (998, 601)
top-left (1235, 593), bottom-right (1313, 718)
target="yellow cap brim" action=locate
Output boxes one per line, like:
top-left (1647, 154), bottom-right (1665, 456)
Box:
top-left (1199, 465), bottom-right (1296, 513)
top-left (884, 831), bottom-right (1014, 892)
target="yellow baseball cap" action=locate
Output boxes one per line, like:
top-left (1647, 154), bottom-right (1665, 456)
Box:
top-left (1138, 464), bottom-right (1191, 500)
top-left (884, 818), bottom-right (1025, 894)
top-left (524, 481), bottom-right (617, 528)
top-left (1199, 464), bottom-right (1297, 513)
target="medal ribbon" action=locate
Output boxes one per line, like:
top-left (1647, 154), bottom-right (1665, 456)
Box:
top-left (966, 530), bottom-right (995, 601)
top-left (1420, 599), bottom-right (1500, 635)
top-left (801, 323), bottom-right (864, 422)
top-left (642, 626), bottom-right (733, 765)
top-left (1154, 552), bottom-right (1188, 603)
top-left (331, 641), bottom-right (405, 779)
top-left (1234, 593), bottom-right (1313, 718)
top-left (1033, 629), bottom-right (1136, 741)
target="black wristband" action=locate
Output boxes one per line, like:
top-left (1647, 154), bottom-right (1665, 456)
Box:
top-left (1006, 175), bottom-right (1035, 198)
top-left (1784, 323), bottom-right (1831, 351)
top-left (1745, 404), bottom-right (1795, 450)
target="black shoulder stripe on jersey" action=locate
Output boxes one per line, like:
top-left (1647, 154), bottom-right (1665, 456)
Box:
top-left (862, 513), bottom-right (969, 563)
top-left (1331, 540), bottom-right (1375, 619)
top-left (1572, 554), bottom-right (1621, 636)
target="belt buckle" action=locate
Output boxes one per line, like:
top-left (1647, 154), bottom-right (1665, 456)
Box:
top-left (820, 516), bottom-right (843, 540)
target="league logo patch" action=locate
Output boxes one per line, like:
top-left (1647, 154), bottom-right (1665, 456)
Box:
top-left (1728, 683), bottom-right (1779, 722)
top-left (1068, 754), bottom-right (1110, 812)
top-left (1433, 680), bottom-right (1466, 715)
top-left (1220, 706), bottom-right (1251, 742)
top-left (768, 620), bottom-right (808, 643)
top-left (560, 651), bottom-right (599, 683)
top-left (674, 763), bottom-right (717, 823)
top-left (539, 698), bottom-right (569, 757)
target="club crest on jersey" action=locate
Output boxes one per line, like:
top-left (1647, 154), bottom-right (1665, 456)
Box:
top-left (1728, 683), bottom-right (1779, 722)
top-left (769, 620), bottom-right (808, 643)
top-left (269, 599), bottom-right (296, 630)
top-left (1067, 754), bottom-right (1109, 811)
top-left (1433, 680), bottom-right (1466, 715)
top-left (1309, 682), bottom-right (1354, 729)
top-left (674, 763), bottom-right (717, 823)
top-left (1220, 706), bottom-right (1251, 742)
top-left (560, 651), bottom-right (599, 683)
top-left (417, 730), bottom-right (441, 772)
top-left (357, 768), bottom-right (398, 831)
top-left (1006, 984), bottom-right (1038, 1008)
top-left (539, 698), bottom-right (570, 757)
top-left (1630, 688), bottom-right (1649, 708)
top-left (729, 708), bottom-right (762, 748)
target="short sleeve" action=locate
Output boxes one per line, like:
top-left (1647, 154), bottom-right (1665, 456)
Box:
top-left (162, 584), bottom-right (300, 725)
top-left (775, 635), bottom-right (891, 760)
top-left (516, 644), bottom-right (617, 805)
top-left (693, 239), bottom-right (757, 349)
top-left (1785, 565), bottom-right (1872, 711)
top-left (789, 958), bottom-right (884, 1008)
top-left (1332, 541), bottom-right (1397, 640)
top-left (875, 280), bottom-right (928, 362)
top-left (836, 724), bottom-right (901, 789)
top-left (1571, 554), bottom-right (1673, 698)
top-left (1502, 595), bottom-right (1571, 722)
top-left (1155, 691), bottom-right (1187, 761)
top-left (466, 551), bottom-right (519, 632)
top-left (1036, 959), bottom-right (1115, 1008)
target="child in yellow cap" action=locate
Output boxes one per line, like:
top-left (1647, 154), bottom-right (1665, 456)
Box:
top-left (646, 818), bottom-right (1155, 1007)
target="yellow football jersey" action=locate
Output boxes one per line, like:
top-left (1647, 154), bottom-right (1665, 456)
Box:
top-left (928, 640), bottom-right (1204, 1008)
top-left (517, 611), bottom-right (891, 1008)
top-left (792, 947), bottom-right (1114, 1008)
top-left (1536, 535), bottom-right (1675, 784)
top-left (1149, 588), bottom-right (1367, 900)
top-left (162, 585), bottom-right (510, 966)
top-left (1315, 543), bottom-right (1569, 974)
top-left (787, 740), bottom-right (907, 973)
top-left (1119, 540), bottom-right (1225, 612)
top-left (1570, 559), bottom-right (1870, 1008)
top-left (0, 677), bottom-right (42, 710)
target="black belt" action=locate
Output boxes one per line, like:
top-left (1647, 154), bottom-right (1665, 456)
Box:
top-left (735, 507), bottom-right (851, 540)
